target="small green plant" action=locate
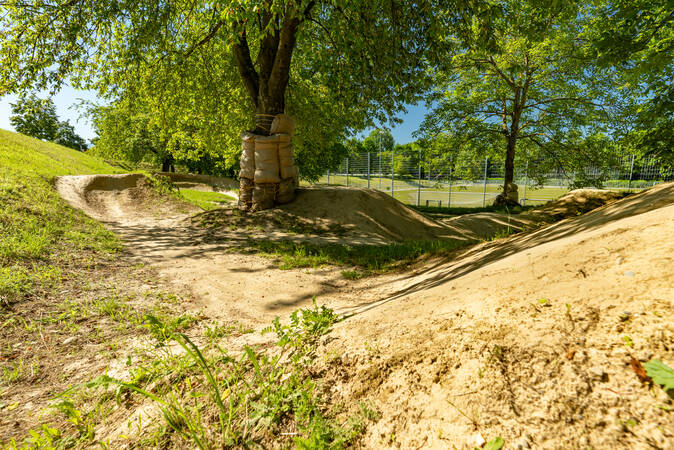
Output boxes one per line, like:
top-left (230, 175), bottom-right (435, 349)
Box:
top-left (480, 436), bottom-right (505, 450)
top-left (53, 401), bottom-right (95, 441)
top-left (147, 174), bottom-right (178, 194)
top-left (623, 335), bottom-right (634, 348)
top-left (57, 300), bottom-right (362, 448)
top-left (341, 269), bottom-right (363, 280)
top-left (143, 313), bottom-right (199, 342)
top-left (2, 360), bottom-right (24, 384)
top-left (6, 424), bottom-right (62, 448)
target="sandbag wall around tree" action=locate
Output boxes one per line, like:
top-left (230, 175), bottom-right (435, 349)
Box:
top-left (239, 114), bottom-right (300, 211)
top-left (252, 135), bottom-right (281, 210)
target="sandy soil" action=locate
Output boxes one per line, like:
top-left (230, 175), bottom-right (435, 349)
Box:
top-left (321, 183), bottom-right (674, 449)
top-left (54, 173), bottom-right (674, 448)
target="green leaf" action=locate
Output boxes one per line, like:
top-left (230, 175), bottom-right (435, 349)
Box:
top-left (644, 359), bottom-right (674, 391)
top-left (483, 437), bottom-right (505, 450)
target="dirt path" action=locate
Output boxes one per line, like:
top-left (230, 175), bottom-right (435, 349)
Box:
top-left (54, 174), bottom-right (405, 329)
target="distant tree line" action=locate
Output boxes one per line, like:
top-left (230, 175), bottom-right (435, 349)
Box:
top-left (9, 94), bottom-right (88, 151)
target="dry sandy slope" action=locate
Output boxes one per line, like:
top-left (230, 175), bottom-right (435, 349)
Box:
top-left (321, 183), bottom-right (674, 449)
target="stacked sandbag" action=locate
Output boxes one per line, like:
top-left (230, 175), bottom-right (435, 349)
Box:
top-left (277, 134), bottom-right (297, 204)
top-left (239, 132), bottom-right (256, 179)
top-left (252, 182), bottom-right (276, 210)
top-left (239, 177), bottom-right (254, 210)
top-left (505, 182), bottom-right (519, 203)
top-left (251, 135), bottom-right (281, 210)
top-left (238, 132), bottom-right (256, 210)
top-left (270, 114), bottom-right (296, 135)
top-left (254, 135), bottom-right (282, 184)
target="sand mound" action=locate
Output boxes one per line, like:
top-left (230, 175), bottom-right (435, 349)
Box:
top-left (537, 188), bottom-right (627, 218)
top-left (278, 186), bottom-right (451, 241)
top-left (194, 186), bottom-right (487, 245)
top-left (55, 173), bottom-right (197, 226)
top-left (320, 182), bottom-right (674, 449)
top-left (436, 188), bottom-right (627, 241)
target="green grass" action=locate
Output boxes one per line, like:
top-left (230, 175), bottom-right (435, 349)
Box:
top-left (248, 238), bottom-right (477, 277)
top-left (0, 129), bottom-right (122, 303)
top-left (410, 203), bottom-right (535, 216)
top-left (179, 189), bottom-right (235, 210)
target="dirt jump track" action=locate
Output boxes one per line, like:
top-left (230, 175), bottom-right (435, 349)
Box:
top-left (55, 174), bottom-right (674, 449)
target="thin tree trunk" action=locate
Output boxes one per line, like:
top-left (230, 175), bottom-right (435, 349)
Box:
top-left (161, 157), bottom-right (173, 172)
top-left (504, 135), bottom-right (517, 193)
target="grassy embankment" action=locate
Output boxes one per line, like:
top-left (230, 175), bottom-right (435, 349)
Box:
top-left (0, 129), bottom-right (123, 303)
top-left (0, 130), bottom-right (372, 448)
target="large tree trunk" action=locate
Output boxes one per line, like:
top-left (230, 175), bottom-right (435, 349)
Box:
top-left (232, 6), bottom-right (308, 211)
top-left (495, 99), bottom-right (523, 207)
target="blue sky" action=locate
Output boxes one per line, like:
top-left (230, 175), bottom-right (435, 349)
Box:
top-left (0, 88), bottom-right (427, 144)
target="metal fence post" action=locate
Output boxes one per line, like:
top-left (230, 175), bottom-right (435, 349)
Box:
top-left (628, 154), bottom-right (635, 191)
top-left (346, 158), bottom-right (349, 187)
top-left (417, 154), bottom-right (422, 206)
top-left (327, 169), bottom-right (330, 185)
top-left (391, 150), bottom-right (395, 197)
top-left (378, 153), bottom-right (382, 189)
top-left (482, 157), bottom-right (488, 207)
top-left (367, 152), bottom-right (371, 188)
top-left (522, 157), bottom-right (529, 206)
top-left (448, 156), bottom-right (453, 208)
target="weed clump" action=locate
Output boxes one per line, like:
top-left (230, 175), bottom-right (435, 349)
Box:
top-left (21, 300), bottom-right (372, 448)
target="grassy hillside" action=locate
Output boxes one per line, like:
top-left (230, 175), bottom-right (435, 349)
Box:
top-left (0, 129), bottom-right (122, 303)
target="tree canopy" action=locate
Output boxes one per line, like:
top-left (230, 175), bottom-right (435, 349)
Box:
top-left (586, 0), bottom-right (674, 163)
top-left (1, 0), bottom-right (671, 186)
top-left (417, 0), bottom-right (632, 197)
top-left (0, 0), bottom-right (482, 177)
top-left (9, 94), bottom-right (59, 141)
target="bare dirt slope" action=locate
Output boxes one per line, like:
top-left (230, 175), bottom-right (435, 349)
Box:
top-left (321, 182), bottom-right (674, 449)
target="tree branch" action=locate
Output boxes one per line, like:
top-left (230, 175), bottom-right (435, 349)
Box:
top-left (268, 1), bottom-right (316, 95)
top-left (183, 19), bottom-right (224, 59)
top-left (232, 25), bottom-right (260, 106)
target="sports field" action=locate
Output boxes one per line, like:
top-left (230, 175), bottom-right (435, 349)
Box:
top-left (309, 174), bottom-right (571, 207)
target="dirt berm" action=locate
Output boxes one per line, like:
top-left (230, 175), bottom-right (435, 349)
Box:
top-left (319, 182), bottom-right (674, 449)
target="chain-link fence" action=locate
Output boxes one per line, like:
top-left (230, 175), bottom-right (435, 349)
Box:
top-left (311, 152), bottom-right (673, 208)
